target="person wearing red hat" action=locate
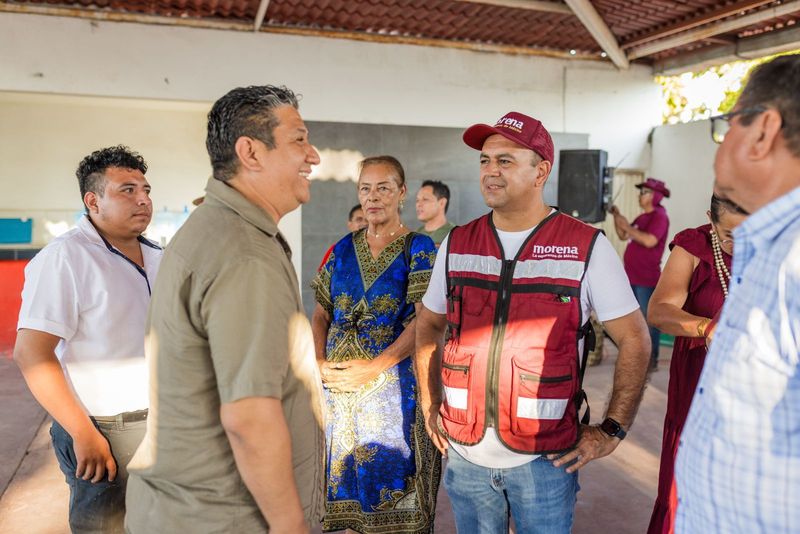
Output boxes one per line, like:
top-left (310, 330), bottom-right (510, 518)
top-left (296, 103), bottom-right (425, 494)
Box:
top-left (414, 111), bottom-right (651, 533)
top-left (610, 177), bottom-right (671, 371)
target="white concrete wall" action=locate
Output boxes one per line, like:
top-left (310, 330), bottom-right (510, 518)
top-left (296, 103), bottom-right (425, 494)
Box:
top-left (0, 12), bottom-right (660, 164)
top-left (0, 12), bottom-right (663, 275)
top-left (650, 119), bottom-right (718, 251)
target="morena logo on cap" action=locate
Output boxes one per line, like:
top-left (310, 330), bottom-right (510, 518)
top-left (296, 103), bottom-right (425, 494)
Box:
top-left (496, 117), bottom-right (525, 131)
top-left (462, 110), bottom-right (554, 163)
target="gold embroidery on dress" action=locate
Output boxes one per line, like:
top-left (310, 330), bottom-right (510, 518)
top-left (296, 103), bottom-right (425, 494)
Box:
top-left (407, 269), bottom-right (432, 303)
top-left (355, 231), bottom-right (406, 291)
top-left (368, 325), bottom-right (396, 347)
top-left (372, 294), bottom-right (400, 315)
top-left (311, 264), bottom-right (333, 314)
top-left (334, 293), bottom-right (355, 313)
top-left (409, 249), bottom-right (437, 271)
top-left (323, 404), bottom-right (442, 533)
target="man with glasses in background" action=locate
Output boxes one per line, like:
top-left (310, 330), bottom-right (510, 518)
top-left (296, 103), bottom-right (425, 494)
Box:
top-left (675, 54), bottom-right (800, 533)
top-left (610, 177), bottom-right (671, 371)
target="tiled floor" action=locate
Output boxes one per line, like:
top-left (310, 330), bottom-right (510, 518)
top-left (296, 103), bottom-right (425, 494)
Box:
top-left (0, 340), bottom-right (671, 533)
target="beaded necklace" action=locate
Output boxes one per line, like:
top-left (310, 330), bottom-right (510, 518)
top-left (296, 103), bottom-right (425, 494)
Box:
top-left (370, 222), bottom-right (404, 239)
top-left (710, 230), bottom-right (731, 298)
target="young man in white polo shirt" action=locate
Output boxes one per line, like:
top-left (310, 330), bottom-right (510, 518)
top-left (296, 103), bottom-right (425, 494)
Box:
top-left (14, 146), bottom-right (162, 533)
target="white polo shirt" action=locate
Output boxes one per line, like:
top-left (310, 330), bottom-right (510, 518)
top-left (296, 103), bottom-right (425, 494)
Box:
top-left (423, 220), bottom-right (638, 468)
top-left (18, 215), bottom-right (162, 416)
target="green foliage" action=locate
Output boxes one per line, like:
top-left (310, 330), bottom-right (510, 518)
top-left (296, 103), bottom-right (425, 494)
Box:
top-left (657, 49), bottom-right (800, 124)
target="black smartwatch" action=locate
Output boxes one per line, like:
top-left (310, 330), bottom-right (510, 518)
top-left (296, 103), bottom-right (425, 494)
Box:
top-left (599, 417), bottom-right (627, 440)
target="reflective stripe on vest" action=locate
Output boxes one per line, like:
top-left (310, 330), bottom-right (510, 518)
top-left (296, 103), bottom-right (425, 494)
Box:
top-left (449, 253), bottom-right (586, 282)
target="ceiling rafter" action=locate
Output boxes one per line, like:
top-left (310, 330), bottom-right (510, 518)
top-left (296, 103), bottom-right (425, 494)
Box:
top-left (628, 0), bottom-right (800, 60)
top-left (254, 0), bottom-right (270, 31)
top-left (564, 0), bottom-right (629, 68)
top-left (621, 0), bottom-right (779, 49)
top-left (456, 0), bottom-right (572, 16)
top-left (654, 23), bottom-right (800, 73)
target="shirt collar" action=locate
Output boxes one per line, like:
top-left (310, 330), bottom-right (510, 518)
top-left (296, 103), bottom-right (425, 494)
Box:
top-left (734, 185), bottom-right (800, 249)
top-left (77, 214), bottom-right (162, 251)
top-left (202, 176), bottom-right (279, 237)
top-left (77, 214), bottom-right (105, 247)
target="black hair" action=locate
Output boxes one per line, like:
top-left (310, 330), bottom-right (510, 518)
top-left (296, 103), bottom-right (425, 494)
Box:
top-left (206, 85), bottom-right (299, 182)
top-left (710, 194), bottom-right (749, 223)
top-left (421, 179), bottom-right (451, 213)
top-left (348, 204), bottom-right (363, 220)
top-left (737, 54), bottom-right (800, 158)
top-left (75, 145), bottom-right (147, 212)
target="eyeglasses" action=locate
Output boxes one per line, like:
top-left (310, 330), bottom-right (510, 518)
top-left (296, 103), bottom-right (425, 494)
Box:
top-left (638, 189), bottom-right (653, 196)
top-left (709, 106), bottom-right (766, 144)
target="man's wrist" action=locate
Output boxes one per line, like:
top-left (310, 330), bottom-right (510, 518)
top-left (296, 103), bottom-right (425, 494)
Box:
top-left (599, 417), bottom-right (627, 440)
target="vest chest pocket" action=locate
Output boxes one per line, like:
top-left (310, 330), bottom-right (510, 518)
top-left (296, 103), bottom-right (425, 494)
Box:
top-left (509, 358), bottom-right (574, 439)
top-left (506, 292), bottom-right (579, 349)
top-left (440, 347), bottom-right (475, 425)
top-left (460, 286), bottom-right (492, 316)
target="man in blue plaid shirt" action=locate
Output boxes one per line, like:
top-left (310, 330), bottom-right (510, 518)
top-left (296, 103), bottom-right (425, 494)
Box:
top-left (675, 54), bottom-right (800, 533)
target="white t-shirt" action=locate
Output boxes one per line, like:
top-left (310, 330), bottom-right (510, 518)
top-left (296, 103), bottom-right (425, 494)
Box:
top-left (18, 215), bottom-right (162, 416)
top-left (422, 215), bottom-right (638, 468)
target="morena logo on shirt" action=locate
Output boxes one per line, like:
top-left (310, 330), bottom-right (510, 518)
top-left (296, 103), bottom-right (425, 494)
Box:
top-left (531, 244), bottom-right (579, 259)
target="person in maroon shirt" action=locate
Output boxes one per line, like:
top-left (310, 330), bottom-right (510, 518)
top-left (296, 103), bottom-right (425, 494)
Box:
top-left (645, 195), bottom-right (747, 534)
top-left (610, 177), bottom-right (670, 370)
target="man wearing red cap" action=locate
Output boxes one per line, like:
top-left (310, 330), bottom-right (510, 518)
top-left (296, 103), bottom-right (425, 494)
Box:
top-left (415, 112), bottom-right (650, 532)
top-left (610, 178), bottom-right (671, 371)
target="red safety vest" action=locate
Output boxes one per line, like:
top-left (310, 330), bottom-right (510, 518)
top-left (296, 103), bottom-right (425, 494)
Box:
top-left (439, 211), bottom-right (599, 454)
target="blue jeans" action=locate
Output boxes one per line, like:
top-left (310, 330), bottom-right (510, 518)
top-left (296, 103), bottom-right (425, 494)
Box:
top-left (51, 413), bottom-right (146, 533)
top-left (631, 284), bottom-right (660, 364)
top-left (444, 447), bottom-right (579, 534)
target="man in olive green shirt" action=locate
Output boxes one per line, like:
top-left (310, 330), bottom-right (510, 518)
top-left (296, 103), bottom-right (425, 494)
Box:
top-left (126, 86), bottom-right (324, 533)
top-left (415, 179), bottom-right (455, 247)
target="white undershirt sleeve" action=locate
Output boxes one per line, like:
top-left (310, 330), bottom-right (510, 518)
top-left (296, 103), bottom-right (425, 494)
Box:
top-left (583, 234), bottom-right (640, 322)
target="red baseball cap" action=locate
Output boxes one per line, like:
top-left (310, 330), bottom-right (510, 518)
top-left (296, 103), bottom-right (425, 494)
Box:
top-left (463, 111), bottom-right (554, 163)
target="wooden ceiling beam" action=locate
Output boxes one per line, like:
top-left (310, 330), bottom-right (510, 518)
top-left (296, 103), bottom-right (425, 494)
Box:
top-left (622, 0), bottom-right (779, 50)
top-left (628, 0), bottom-right (800, 60)
top-left (456, 0), bottom-right (572, 16)
top-left (253, 0), bottom-right (270, 31)
top-left (564, 0), bottom-right (629, 68)
top-left (654, 24), bottom-right (800, 74)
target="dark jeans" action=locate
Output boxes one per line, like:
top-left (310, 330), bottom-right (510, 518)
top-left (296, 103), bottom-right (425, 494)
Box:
top-left (631, 284), bottom-right (660, 364)
top-left (50, 413), bottom-right (146, 533)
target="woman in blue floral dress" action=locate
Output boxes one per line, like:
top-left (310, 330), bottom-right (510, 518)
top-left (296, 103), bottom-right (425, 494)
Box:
top-left (311, 156), bottom-right (441, 533)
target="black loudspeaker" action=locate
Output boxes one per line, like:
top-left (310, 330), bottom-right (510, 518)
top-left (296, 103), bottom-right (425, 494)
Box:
top-left (557, 149), bottom-right (612, 223)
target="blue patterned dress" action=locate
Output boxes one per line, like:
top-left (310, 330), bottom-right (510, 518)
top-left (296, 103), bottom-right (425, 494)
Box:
top-left (312, 230), bottom-right (441, 534)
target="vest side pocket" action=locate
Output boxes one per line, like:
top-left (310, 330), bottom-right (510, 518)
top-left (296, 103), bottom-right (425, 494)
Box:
top-left (509, 357), bottom-right (574, 440)
top-left (440, 346), bottom-right (475, 425)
